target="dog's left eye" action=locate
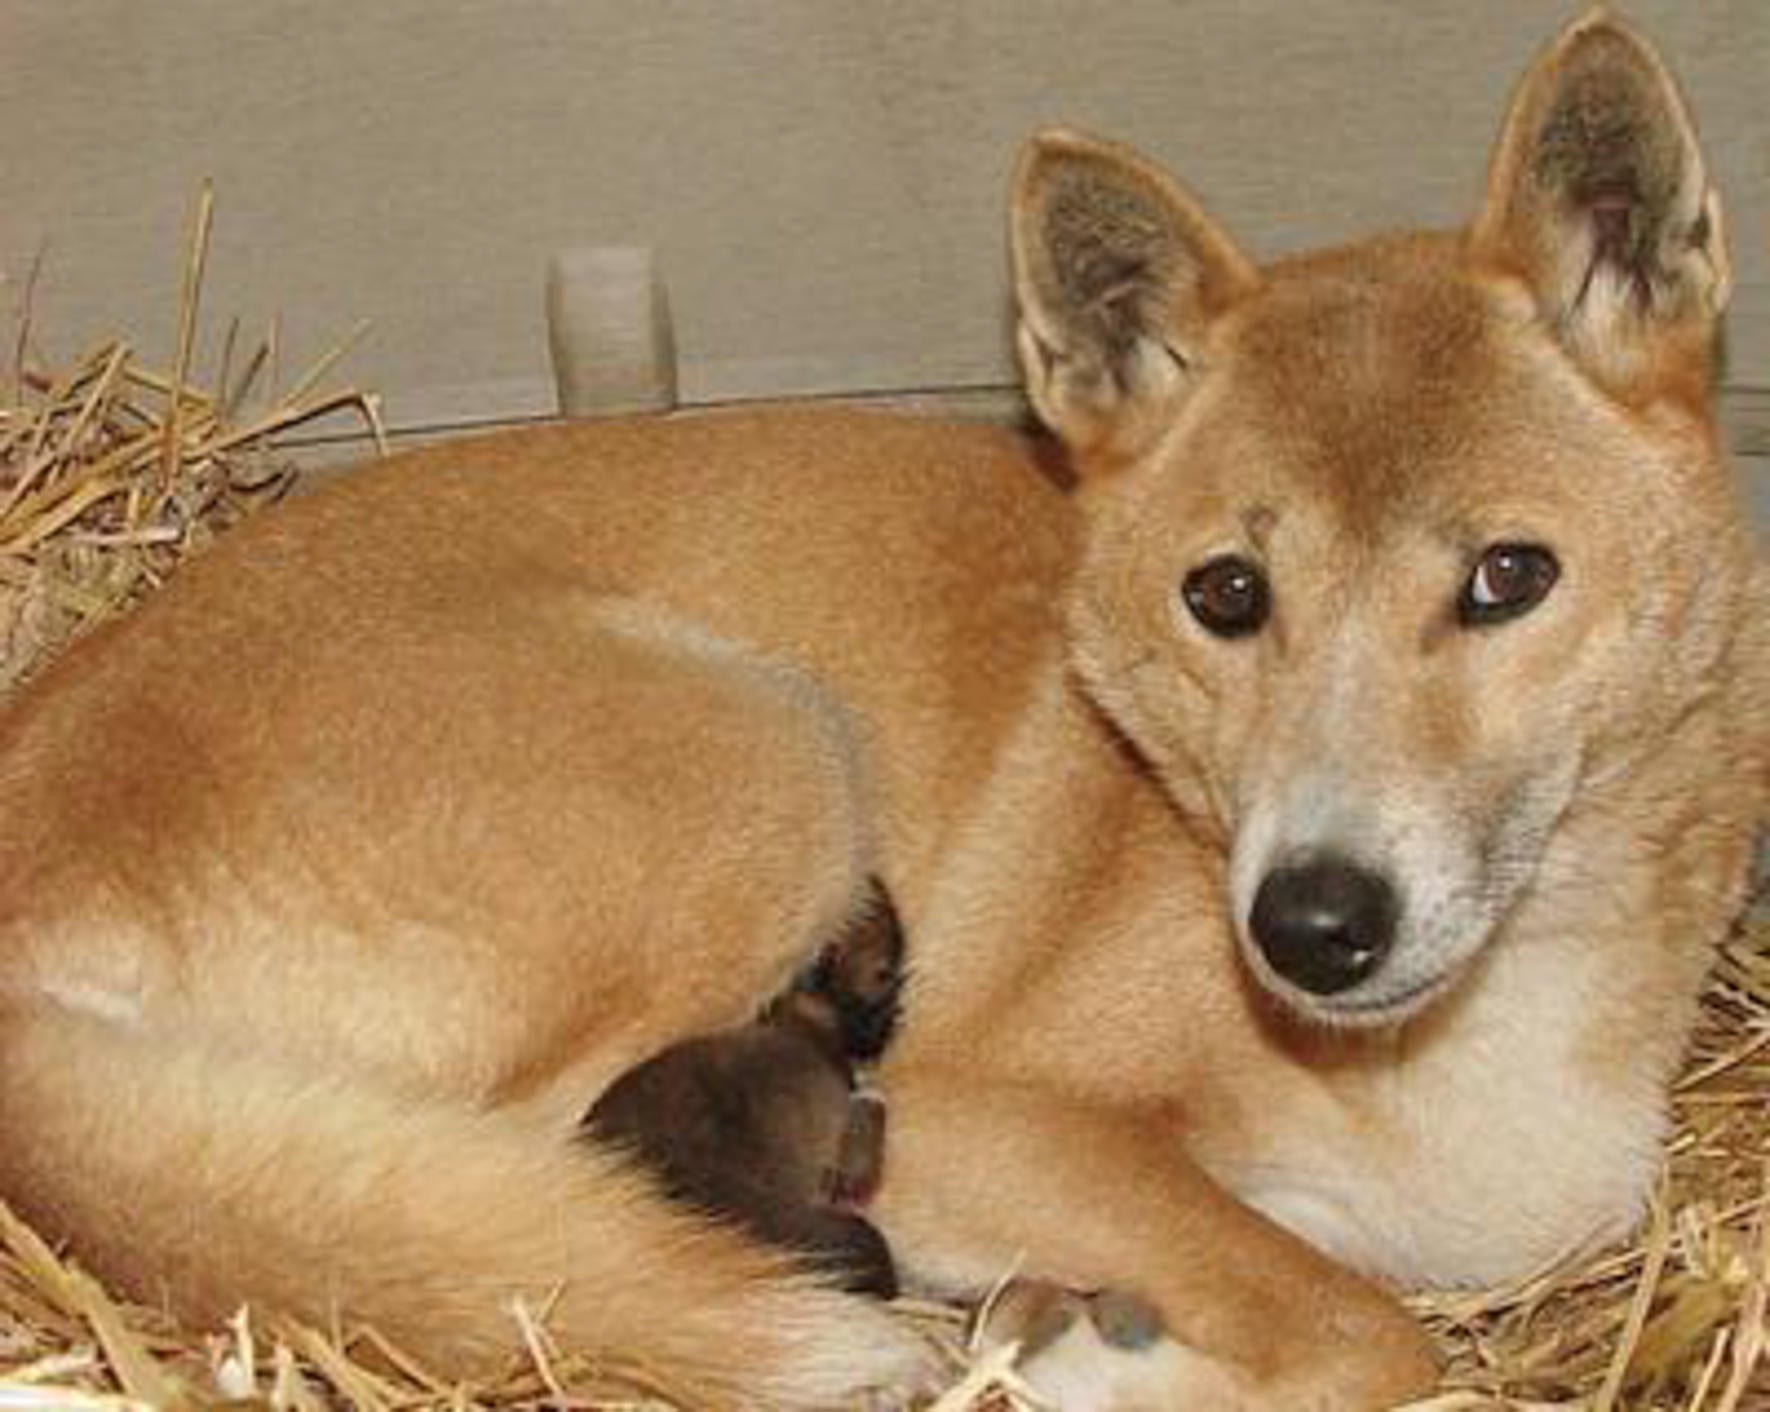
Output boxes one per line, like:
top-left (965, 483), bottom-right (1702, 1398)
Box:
top-left (1181, 555), bottom-right (1271, 638)
top-left (1458, 543), bottom-right (1559, 626)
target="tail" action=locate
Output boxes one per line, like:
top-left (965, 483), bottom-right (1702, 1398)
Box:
top-left (0, 1005), bottom-right (931, 1409)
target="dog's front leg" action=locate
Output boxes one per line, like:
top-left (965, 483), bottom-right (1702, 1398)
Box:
top-left (872, 1067), bottom-right (1437, 1410)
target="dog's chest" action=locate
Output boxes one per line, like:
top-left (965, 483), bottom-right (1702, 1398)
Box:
top-left (1201, 981), bottom-right (1666, 1288)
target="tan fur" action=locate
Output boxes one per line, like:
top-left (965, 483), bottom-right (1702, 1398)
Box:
top-left (0, 13), bottom-right (1762, 1410)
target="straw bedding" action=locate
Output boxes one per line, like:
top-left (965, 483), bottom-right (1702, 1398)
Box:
top-left (0, 187), bottom-right (384, 698)
top-left (1, 201), bottom-right (1765, 1411)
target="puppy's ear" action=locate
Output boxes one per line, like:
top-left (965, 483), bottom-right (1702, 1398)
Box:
top-left (1470, 12), bottom-right (1728, 402)
top-left (1011, 130), bottom-right (1258, 471)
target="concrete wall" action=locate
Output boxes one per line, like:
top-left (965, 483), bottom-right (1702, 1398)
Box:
top-left (2, 2), bottom-right (1765, 449)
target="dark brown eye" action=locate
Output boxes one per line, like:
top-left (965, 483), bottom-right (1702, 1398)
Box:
top-left (1181, 555), bottom-right (1270, 638)
top-left (1458, 543), bottom-right (1559, 626)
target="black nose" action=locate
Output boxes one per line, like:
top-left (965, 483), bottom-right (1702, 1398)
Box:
top-left (1250, 856), bottom-right (1398, 995)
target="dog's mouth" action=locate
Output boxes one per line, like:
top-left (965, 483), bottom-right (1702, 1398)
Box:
top-left (1240, 936), bottom-right (1472, 1030)
top-left (1288, 965), bottom-right (1462, 1028)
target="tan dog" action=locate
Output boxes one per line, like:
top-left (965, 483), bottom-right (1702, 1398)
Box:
top-left (0, 12), bottom-right (1763, 1410)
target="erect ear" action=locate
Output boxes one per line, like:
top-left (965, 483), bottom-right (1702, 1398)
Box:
top-left (1011, 130), bottom-right (1259, 471)
top-left (1470, 12), bottom-right (1729, 401)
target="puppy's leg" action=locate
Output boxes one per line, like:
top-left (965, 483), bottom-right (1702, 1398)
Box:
top-left (874, 1067), bottom-right (1437, 1410)
top-left (830, 1091), bottom-right (888, 1204)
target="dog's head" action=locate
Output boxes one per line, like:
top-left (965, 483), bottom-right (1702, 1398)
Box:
top-left (1013, 14), bottom-right (1754, 1027)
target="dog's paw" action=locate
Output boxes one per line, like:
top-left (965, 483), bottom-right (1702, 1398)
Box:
top-left (975, 1278), bottom-right (1256, 1412)
top-left (1084, 1289), bottom-right (1165, 1351)
top-left (977, 1277), bottom-right (1092, 1359)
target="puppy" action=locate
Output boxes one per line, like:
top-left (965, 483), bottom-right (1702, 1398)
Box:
top-left (582, 883), bottom-right (904, 1297)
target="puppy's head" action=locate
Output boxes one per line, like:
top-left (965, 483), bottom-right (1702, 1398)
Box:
top-left (1013, 15), bottom-right (1749, 1026)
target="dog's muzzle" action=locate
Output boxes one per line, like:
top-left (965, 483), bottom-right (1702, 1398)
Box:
top-left (1249, 854), bottom-right (1397, 995)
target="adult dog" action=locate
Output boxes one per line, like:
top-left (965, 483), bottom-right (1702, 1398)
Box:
top-left (1, 11), bottom-right (1763, 1409)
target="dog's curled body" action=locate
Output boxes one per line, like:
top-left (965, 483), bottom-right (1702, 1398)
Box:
top-left (0, 13), bottom-right (1766, 1410)
top-left (0, 411), bottom-right (1070, 1406)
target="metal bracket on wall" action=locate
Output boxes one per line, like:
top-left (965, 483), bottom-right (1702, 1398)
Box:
top-left (545, 246), bottom-right (678, 419)
top-left (1723, 387), bottom-right (1770, 461)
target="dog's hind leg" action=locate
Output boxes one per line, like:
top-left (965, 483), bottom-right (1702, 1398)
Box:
top-left (0, 592), bottom-right (919, 1403)
top-left (0, 591), bottom-right (885, 1117)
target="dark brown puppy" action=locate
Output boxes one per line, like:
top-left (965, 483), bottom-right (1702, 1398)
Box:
top-left (582, 882), bottom-right (904, 1297)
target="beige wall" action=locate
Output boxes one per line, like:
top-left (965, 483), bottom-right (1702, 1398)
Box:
top-left (2, 2), bottom-right (1765, 446)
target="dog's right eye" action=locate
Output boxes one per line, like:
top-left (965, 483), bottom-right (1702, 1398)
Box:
top-left (1457, 542), bottom-right (1559, 627)
top-left (1181, 555), bottom-right (1271, 638)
